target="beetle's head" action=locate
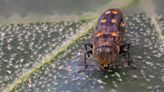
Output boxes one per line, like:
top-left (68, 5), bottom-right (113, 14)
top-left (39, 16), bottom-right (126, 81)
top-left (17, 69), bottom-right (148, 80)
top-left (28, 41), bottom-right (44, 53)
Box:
top-left (93, 30), bottom-right (120, 65)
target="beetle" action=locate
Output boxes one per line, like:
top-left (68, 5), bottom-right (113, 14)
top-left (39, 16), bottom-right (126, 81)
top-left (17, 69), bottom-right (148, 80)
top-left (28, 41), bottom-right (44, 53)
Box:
top-left (81, 8), bottom-right (131, 70)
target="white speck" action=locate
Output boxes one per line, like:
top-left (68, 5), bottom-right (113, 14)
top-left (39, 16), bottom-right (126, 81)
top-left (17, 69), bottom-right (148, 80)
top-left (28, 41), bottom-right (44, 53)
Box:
top-left (161, 76), bottom-right (164, 82)
top-left (110, 89), bottom-right (117, 92)
top-left (77, 82), bottom-right (81, 86)
top-left (64, 80), bottom-right (68, 84)
top-left (28, 83), bottom-right (32, 88)
top-left (132, 75), bottom-right (138, 78)
top-left (7, 70), bottom-right (11, 74)
top-left (53, 82), bottom-right (58, 86)
top-left (147, 85), bottom-right (152, 89)
top-left (58, 65), bottom-right (63, 70)
top-left (28, 78), bottom-right (32, 84)
top-left (97, 79), bottom-right (103, 84)
top-left (117, 78), bottom-right (122, 82)
top-left (20, 59), bottom-right (24, 63)
top-left (115, 72), bottom-right (121, 78)
top-left (104, 75), bottom-right (108, 78)
top-left (97, 79), bottom-right (105, 84)
top-left (145, 61), bottom-right (153, 66)
top-left (100, 85), bottom-right (104, 89)
top-left (146, 78), bottom-right (150, 82)
top-left (136, 56), bottom-right (142, 59)
top-left (113, 83), bottom-right (118, 88)
top-left (7, 45), bottom-right (12, 50)
top-left (77, 52), bottom-right (81, 56)
top-left (148, 75), bottom-right (155, 79)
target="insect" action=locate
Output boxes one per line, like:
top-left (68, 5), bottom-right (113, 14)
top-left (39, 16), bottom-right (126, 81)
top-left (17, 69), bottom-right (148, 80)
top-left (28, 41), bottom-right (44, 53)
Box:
top-left (82, 8), bottom-right (131, 70)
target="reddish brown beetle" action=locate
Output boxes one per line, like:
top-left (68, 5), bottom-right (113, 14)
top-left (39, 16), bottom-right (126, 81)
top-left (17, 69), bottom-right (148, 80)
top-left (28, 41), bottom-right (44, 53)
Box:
top-left (82, 8), bottom-right (131, 70)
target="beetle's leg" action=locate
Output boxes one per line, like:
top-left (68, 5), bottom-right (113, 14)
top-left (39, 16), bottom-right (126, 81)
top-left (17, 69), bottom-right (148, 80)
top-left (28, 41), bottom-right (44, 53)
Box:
top-left (84, 43), bottom-right (93, 57)
top-left (78, 50), bottom-right (92, 73)
top-left (83, 50), bottom-right (92, 68)
top-left (119, 40), bottom-right (131, 65)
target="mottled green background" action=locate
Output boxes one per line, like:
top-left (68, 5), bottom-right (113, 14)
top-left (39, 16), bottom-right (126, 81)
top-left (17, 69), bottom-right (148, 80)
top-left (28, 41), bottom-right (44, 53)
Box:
top-left (0, 0), bottom-right (164, 92)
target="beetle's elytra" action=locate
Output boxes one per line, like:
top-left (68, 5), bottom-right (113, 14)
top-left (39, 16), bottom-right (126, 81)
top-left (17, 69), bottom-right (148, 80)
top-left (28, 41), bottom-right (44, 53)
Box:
top-left (81, 8), bottom-right (131, 70)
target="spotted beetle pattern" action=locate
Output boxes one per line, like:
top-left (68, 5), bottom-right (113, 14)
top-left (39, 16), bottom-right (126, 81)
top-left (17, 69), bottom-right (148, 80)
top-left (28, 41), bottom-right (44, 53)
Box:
top-left (92, 9), bottom-right (125, 67)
